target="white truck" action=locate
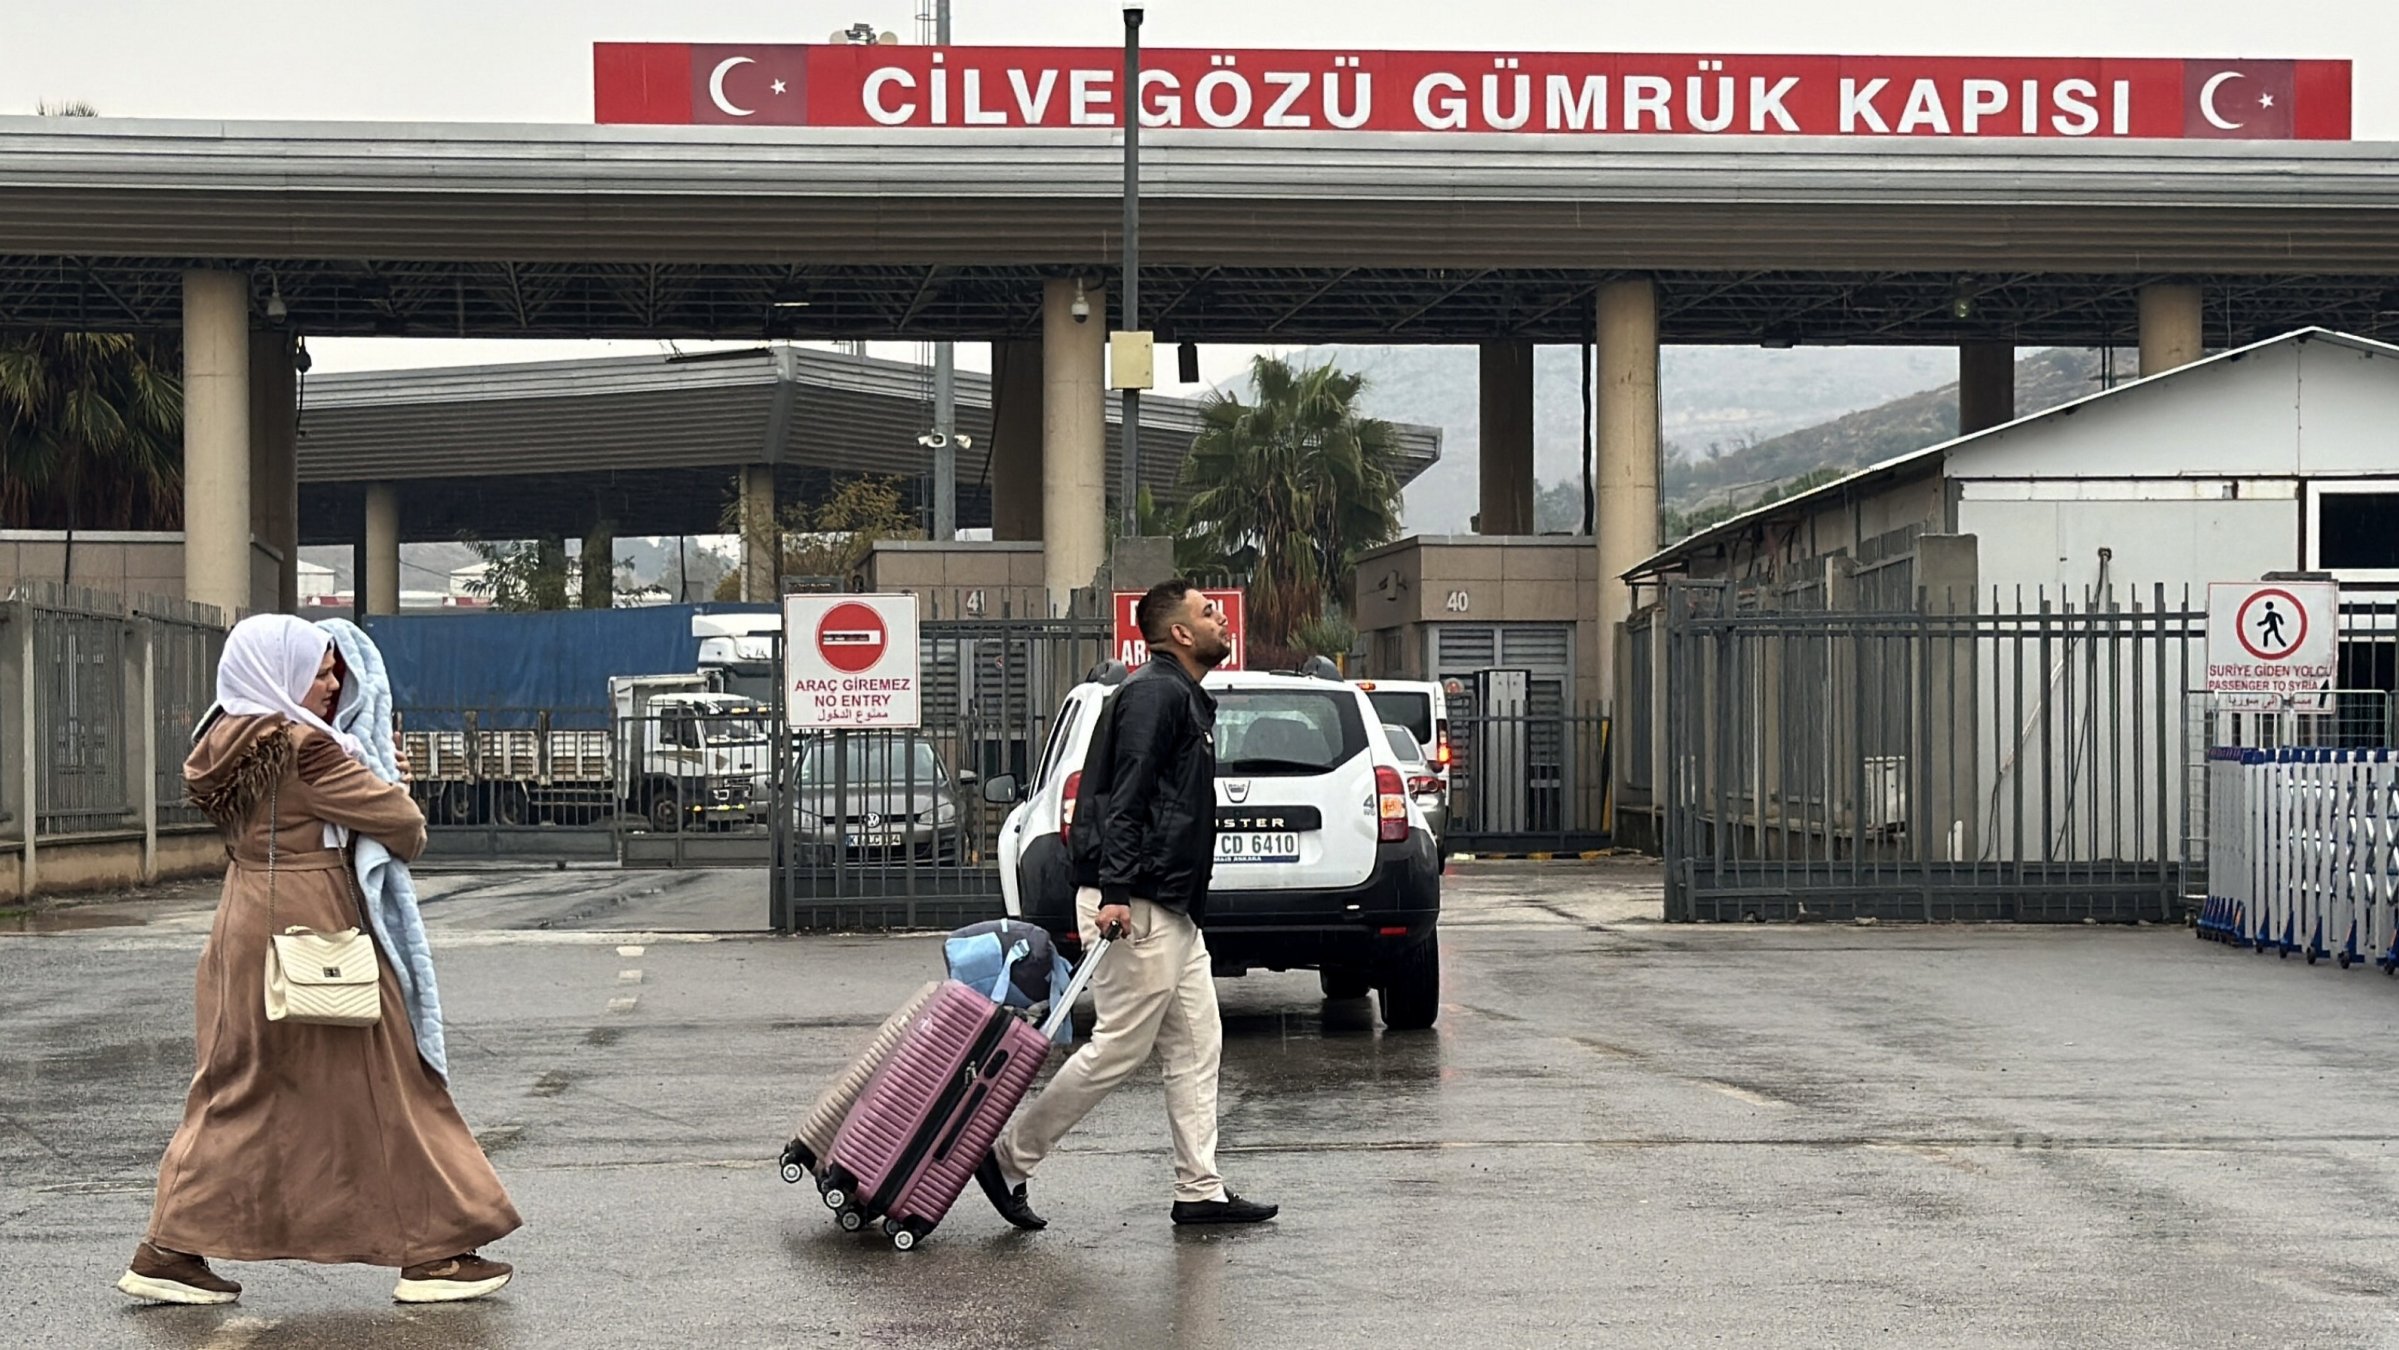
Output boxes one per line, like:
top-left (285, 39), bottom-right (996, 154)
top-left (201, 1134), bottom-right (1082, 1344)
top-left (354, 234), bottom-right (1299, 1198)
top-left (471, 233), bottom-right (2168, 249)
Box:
top-left (402, 674), bottom-right (773, 831)
top-left (692, 612), bottom-right (785, 705)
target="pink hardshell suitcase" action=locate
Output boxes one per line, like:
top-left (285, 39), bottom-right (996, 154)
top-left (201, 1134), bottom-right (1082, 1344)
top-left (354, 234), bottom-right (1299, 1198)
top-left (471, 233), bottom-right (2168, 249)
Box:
top-left (778, 980), bottom-right (941, 1184)
top-left (818, 938), bottom-right (1112, 1250)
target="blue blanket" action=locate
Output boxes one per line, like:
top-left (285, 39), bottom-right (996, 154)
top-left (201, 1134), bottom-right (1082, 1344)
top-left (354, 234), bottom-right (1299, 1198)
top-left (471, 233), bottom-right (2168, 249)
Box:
top-left (317, 619), bottom-right (448, 1081)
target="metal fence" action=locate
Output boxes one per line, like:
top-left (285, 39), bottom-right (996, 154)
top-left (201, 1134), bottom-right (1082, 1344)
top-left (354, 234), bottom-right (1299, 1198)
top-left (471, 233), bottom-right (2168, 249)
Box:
top-left (2, 584), bottom-right (226, 890)
top-left (1444, 707), bottom-right (1613, 854)
top-left (771, 608), bottom-right (1113, 932)
top-left (1662, 580), bottom-right (2200, 923)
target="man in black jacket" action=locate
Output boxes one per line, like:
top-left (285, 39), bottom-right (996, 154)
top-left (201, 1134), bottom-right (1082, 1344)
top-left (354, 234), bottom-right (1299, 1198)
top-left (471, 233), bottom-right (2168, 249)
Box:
top-left (976, 580), bottom-right (1279, 1228)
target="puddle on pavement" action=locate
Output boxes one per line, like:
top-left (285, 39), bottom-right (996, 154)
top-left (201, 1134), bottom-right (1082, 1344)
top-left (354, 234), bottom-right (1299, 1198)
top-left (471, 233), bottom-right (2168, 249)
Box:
top-left (0, 906), bottom-right (153, 933)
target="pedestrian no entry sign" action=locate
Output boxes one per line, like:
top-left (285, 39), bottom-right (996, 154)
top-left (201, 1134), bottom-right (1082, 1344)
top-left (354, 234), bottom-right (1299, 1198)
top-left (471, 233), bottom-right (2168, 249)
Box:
top-left (2206, 580), bottom-right (2338, 710)
top-left (784, 594), bottom-right (921, 728)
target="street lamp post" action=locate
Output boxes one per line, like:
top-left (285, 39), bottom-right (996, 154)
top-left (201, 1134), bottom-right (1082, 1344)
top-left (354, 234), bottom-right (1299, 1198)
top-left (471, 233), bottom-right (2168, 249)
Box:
top-left (931, 0), bottom-right (958, 540)
top-left (1119, 2), bottom-right (1143, 538)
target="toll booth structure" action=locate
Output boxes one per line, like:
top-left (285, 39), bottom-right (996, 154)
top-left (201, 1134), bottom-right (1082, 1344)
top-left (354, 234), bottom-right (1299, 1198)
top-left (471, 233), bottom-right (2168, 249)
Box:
top-left (1351, 536), bottom-right (1611, 853)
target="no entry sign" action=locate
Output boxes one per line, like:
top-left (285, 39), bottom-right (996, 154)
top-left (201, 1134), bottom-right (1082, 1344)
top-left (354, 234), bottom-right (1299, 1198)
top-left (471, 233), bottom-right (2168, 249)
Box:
top-left (2207, 580), bottom-right (2338, 710)
top-left (816, 600), bottom-right (887, 674)
top-left (1113, 590), bottom-right (1245, 672)
top-left (785, 594), bottom-right (921, 728)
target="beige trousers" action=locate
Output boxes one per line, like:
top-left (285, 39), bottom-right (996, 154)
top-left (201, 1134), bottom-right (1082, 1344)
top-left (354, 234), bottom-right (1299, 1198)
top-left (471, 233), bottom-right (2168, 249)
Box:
top-left (993, 887), bottom-right (1227, 1204)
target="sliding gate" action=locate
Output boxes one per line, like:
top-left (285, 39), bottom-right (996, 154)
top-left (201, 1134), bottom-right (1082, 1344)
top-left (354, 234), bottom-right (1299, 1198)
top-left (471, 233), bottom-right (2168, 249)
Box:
top-left (1661, 580), bottom-right (2199, 923)
top-left (770, 609), bottom-right (1110, 932)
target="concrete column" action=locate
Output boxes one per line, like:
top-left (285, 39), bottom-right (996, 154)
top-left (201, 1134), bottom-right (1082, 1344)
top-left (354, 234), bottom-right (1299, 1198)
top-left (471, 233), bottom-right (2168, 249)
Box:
top-left (1594, 279), bottom-right (1660, 707)
top-left (249, 330), bottom-right (300, 611)
top-left (1957, 342), bottom-right (2015, 436)
top-left (1041, 279), bottom-right (1107, 615)
top-left (1478, 340), bottom-right (1536, 535)
top-left (990, 340), bottom-right (1045, 541)
top-left (181, 270), bottom-right (253, 620)
top-left (581, 520), bottom-right (617, 611)
top-left (738, 466), bottom-right (777, 602)
top-left (363, 483), bottom-right (400, 616)
top-left (2139, 282), bottom-right (2205, 377)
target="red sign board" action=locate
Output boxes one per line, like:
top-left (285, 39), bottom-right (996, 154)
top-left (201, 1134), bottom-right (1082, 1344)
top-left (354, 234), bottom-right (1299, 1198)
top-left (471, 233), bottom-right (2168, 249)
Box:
top-left (597, 45), bottom-right (2349, 140)
top-left (1114, 590), bottom-right (1245, 672)
top-left (816, 600), bottom-right (888, 674)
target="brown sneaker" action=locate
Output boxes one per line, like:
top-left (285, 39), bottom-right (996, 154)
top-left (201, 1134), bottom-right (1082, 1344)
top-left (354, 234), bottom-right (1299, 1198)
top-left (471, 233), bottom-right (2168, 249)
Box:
top-left (394, 1252), bottom-right (514, 1304)
top-left (117, 1242), bottom-right (241, 1305)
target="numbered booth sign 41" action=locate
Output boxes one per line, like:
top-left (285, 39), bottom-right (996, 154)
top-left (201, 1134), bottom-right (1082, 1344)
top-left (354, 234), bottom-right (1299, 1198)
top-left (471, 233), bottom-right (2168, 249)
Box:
top-left (784, 594), bottom-right (923, 729)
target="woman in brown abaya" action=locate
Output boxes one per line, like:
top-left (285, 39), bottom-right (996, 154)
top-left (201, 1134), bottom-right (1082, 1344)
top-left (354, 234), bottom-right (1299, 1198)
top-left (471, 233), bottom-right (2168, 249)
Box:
top-left (118, 615), bottom-right (521, 1306)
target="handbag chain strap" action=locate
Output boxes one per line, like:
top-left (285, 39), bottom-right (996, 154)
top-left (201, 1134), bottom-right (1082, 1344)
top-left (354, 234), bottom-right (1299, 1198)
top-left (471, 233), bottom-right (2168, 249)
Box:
top-left (265, 771), bottom-right (280, 934)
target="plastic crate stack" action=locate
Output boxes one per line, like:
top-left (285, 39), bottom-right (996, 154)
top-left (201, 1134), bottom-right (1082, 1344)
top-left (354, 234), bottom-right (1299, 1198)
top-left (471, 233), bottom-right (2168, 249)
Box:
top-left (2197, 747), bottom-right (2399, 970)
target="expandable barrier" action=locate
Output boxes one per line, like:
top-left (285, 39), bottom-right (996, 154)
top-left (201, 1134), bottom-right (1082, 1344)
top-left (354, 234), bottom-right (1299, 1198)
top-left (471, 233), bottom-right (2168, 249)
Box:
top-left (2197, 747), bottom-right (2399, 971)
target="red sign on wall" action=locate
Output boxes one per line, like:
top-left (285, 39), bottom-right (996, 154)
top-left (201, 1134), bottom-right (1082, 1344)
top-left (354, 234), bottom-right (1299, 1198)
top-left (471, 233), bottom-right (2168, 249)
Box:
top-left (1114, 590), bottom-right (1245, 672)
top-left (597, 45), bottom-right (2349, 140)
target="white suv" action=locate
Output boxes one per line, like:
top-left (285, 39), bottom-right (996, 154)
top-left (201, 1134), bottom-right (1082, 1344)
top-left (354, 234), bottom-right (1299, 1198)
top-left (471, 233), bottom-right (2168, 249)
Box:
top-left (984, 660), bottom-right (1444, 1030)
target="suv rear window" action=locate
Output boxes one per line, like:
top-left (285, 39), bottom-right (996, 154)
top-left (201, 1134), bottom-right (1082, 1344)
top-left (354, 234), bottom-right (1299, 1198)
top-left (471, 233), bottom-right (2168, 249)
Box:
top-left (1365, 690), bottom-right (1434, 746)
top-left (1214, 690), bottom-right (1370, 776)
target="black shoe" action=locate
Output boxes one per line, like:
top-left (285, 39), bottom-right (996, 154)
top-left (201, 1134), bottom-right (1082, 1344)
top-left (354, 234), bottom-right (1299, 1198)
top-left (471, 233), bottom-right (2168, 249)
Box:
top-left (1171, 1194), bottom-right (1279, 1226)
top-left (974, 1153), bottom-right (1047, 1231)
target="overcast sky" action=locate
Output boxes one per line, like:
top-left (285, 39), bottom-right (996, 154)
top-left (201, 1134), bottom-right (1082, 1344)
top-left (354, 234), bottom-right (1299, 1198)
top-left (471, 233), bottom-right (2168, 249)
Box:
top-left (2, 0), bottom-right (2387, 382)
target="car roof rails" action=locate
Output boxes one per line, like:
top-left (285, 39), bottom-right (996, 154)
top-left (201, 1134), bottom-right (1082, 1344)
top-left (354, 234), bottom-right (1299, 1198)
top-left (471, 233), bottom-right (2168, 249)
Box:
top-left (1083, 659), bottom-right (1130, 686)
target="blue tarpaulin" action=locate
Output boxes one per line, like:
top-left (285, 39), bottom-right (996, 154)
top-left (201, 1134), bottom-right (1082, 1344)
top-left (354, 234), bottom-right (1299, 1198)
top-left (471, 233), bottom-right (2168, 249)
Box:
top-left (367, 604), bottom-right (774, 730)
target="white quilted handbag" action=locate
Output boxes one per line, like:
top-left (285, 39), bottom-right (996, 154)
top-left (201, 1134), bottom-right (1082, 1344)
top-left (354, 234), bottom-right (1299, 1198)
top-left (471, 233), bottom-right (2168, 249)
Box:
top-left (259, 776), bottom-right (382, 1028)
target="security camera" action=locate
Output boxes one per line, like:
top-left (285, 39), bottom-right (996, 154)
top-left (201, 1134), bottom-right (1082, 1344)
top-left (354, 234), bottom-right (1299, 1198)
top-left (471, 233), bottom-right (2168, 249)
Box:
top-left (1071, 278), bottom-right (1091, 324)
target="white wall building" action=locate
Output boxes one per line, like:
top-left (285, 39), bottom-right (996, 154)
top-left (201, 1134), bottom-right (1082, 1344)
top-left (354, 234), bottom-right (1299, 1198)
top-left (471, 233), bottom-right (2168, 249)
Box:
top-left (1622, 328), bottom-right (2399, 877)
top-left (1634, 328), bottom-right (2399, 608)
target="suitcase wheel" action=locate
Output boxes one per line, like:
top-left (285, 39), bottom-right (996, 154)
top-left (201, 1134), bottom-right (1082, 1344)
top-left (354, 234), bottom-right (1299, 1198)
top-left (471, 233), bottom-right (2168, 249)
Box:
top-left (778, 1140), bottom-right (816, 1183)
top-left (892, 1227), bottom-right (920, 1252)
top-left (838, 1207), bottom-right (866, 1233)
top-left (822, 1186), bottom-right (848, 1211)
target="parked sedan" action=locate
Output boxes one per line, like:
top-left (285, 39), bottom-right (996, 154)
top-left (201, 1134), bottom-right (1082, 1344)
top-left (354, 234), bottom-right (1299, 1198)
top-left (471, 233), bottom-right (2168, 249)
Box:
top-left (790, 734), bottom-right (970, 866)
top-left (1383, 723), bottom-right (1449, 853)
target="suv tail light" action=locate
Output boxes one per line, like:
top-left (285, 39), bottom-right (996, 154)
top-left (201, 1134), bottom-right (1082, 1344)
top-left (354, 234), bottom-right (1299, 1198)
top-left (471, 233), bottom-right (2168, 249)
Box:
top-left (1060, 771), bottom-right (1083, 843)
top-left (1374, 766), bottom-right (1409, 842)
top-left (1408, 775), bottom-right (1443, 797)
top-left (1435, 727), bottom-right (1453, 771)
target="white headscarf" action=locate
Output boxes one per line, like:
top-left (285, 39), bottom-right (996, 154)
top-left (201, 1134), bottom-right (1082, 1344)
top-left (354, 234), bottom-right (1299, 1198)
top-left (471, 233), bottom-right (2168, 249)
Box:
top-left (215, 614), bottom-right (362, 756)
top-left (214, 616), bottom-right (367, 848)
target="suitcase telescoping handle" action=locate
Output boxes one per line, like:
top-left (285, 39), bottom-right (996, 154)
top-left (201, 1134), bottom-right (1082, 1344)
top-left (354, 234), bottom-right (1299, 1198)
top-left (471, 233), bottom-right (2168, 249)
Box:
top-left (1037, 935), bottom-right (1114, 1041)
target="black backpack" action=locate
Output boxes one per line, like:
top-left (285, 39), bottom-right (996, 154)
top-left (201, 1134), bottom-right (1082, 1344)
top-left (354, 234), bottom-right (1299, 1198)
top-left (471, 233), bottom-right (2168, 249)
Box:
top-left (1065, 690), bottom-right (1126, 884)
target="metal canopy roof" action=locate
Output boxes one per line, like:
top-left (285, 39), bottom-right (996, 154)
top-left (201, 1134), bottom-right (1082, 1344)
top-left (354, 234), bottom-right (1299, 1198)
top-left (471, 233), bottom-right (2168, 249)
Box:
top-left (291, 344), bottom-right (1442, 546)
top-left (3, 119), bottom-right (2399, 346)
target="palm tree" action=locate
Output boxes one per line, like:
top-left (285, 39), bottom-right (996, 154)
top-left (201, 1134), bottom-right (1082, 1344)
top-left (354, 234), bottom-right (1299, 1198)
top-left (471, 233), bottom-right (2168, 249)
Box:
top-left (1177, 356), bottom-right (1404, 654)
top-left (0, 330), bottom-right (184, 531)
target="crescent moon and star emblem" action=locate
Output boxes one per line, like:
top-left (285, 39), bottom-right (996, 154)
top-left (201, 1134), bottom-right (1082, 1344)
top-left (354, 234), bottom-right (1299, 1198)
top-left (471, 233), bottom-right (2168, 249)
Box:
top-left (2200, 70), bottom-right (2246, 131)
top-left (710, 56), bottom-right (757, 117)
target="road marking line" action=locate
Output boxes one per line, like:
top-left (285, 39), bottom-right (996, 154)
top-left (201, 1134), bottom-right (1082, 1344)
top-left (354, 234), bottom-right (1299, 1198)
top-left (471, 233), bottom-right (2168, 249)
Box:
top-left (617, 945), bottom-right (646, 957)
top-left (619, 969), bottom-right (644, 984)
top-left (608, 995), bottom-right (640, 1013)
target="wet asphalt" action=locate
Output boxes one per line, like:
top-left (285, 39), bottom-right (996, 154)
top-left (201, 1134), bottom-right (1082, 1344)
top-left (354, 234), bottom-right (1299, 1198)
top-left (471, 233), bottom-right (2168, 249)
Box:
top-left (7, 861), bottom-right (2399, 1348)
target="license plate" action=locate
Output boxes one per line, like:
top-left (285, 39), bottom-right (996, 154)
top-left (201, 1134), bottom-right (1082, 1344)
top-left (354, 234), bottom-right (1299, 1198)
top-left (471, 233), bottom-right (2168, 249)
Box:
top-left (843, 832), bottom-right (903, 849)
top-left (1217, 832), bottom-right (1300, 864)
